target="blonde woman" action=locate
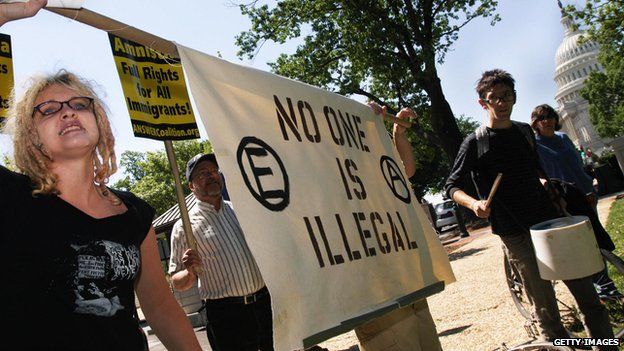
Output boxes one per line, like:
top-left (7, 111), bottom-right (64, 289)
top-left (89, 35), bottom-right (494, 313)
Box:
top-left (1, 71), bottom-right (202, 351)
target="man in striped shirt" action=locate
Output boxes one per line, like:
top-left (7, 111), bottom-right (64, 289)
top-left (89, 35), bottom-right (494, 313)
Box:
top-left (168, 153), bottom-right (272, 351)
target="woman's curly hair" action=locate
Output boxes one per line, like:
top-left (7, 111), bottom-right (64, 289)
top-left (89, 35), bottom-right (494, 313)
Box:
top-left (2, 70), bottom-right (117, 196)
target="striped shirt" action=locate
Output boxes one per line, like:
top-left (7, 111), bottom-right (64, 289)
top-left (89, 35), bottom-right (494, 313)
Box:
top-left (168, 198), bottom-right (265, 299)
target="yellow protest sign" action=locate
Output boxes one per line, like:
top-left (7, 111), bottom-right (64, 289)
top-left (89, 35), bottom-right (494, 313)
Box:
top-left (108, 34), bottom-right (199, 140)
top-left (0, 33), bottom-right (13, 123)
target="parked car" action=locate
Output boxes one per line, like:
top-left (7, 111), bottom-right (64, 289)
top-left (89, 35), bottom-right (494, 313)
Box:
top-left (434, 200), bottom-right (457, 231)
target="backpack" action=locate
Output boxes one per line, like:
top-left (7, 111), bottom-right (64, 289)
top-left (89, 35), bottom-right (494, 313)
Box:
top-left (474, 121), bottom-right (534, 159)
top-left (470, 121), bottom-right (535, 199)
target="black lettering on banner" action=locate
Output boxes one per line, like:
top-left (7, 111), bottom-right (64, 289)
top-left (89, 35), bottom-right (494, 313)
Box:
top-left (353, 212), bottom-right (376, 257)
top-left (109, 33), bottom-right (198, 141)
top-left (304, 216), bottom-right (326, 268)
top-left (328, 108), bottom-right (369, 152)
top-left (354, 114), bottom-right (370, 152)
top-left (129, 120), bottom-right (199, 141)
top-left (315, 215), bottom-right (335, 264)
top-left (109, 35), bottom-right (178, 64)
top-left (380, 155), bottom-right (411, 204)
top-left (323, 106), bottom-right (344, 146)
top-left (335, 214), bottom-right (361, 261)
top-left (338, 109), bottom-right (359, 149)
top-left (156, 85), bottom-right (171, 99)
top-left (274, 95), bottom-right (302, 142)
top-left (297, 100), bottom-right (321, 143)
top-left (126, 97), bottom-right (192, 119)
top-left (335, 158), bottom-right (352, 200)
top-left (120, 62), bottom-right (140, 78)
top-left (0, 34), bottom-right (12, 59)
top-left (273, 95), bottom-right (321, 143)
top-left (387, 212), bottom-right (406, 251)
top-left (336, 158), bottom-right (366, 200)
top-left (136, 82), bottom-right (152, 98)
top-left (142, 66), bottom-right (180, 84)
top-left (237, 136), bottom-right (290, 211)
top-left (304, 216), bottom-right (344, 267)
top-left (371, 211), bottom-right (391, 254)
top-left (345, 158), bottom-right (366, 200)
top-left (303, 211), bottom-right (417, 268)
top-left (396, 211), bottom-right (418, 249)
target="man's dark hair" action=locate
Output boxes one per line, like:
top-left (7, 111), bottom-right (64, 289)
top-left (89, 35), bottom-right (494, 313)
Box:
top-left (476, 69), bottom-right (516, 98)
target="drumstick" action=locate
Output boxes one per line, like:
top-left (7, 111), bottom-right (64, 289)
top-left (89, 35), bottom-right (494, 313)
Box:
top-left (485, 173), bottom-right (503, 208)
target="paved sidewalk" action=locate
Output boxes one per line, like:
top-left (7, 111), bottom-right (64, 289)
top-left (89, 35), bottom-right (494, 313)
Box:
top-left (147, 327), bottom-right (210, 351)
top-left (427, 191), bottom-right (623, 351)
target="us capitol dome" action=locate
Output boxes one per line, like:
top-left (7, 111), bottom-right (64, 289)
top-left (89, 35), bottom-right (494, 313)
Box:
top-left (553, 2), bottom-right (609, 153)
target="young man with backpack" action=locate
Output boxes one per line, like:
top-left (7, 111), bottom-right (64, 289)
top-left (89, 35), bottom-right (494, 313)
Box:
top-left (444, 69), bottom-right (614, 346)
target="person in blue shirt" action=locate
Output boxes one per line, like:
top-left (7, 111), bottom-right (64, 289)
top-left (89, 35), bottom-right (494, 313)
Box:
top-left (531, 103), bottom-right (622, 301)
top-left (531, 105), bottom-right (596, 204)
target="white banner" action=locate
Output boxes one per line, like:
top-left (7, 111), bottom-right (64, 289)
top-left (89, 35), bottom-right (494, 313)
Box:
top-left (177, 44), bottom-right (455, 351)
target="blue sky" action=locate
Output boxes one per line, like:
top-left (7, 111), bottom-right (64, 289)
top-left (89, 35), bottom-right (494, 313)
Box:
top-left (0, 1), bottom-right (582, 190)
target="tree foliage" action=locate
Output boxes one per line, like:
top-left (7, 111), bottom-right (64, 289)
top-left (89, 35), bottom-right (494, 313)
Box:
top-left (236, 0), bottom-right (497, 194)
top-left (568, 0), bottom-right (624, 138)
top-left (1, 154), bottom-right (16, 171)
top-left (113, 140), bottom-right (212, 216)
top-left (405, 113), bottom-right (479, 199)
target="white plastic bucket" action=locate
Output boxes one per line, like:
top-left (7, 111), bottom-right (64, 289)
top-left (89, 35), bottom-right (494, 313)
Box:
top-left (530, 215), bottom-right (604, 280)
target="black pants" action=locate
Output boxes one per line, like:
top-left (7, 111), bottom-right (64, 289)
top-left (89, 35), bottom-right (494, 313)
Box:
top-left (204, 292), bottom-right (274, 351)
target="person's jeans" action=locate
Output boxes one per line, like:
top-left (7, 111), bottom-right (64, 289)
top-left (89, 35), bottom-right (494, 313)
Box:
top-left (500, 233), bottom-right (615, 349)
top-left (204, 291), bottom-right (273, 351)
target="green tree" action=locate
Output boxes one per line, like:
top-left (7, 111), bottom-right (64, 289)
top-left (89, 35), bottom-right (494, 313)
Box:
top-left (114, 139), bottom-right (212, 215)
top-left (568, 0), bottom-right (624, 138)
top-left (1, 154), bottom-right (16, 171)
top-left (398, 112), bottom-right (479, 199)
top-left (237, 0), bottom-right (499, 161)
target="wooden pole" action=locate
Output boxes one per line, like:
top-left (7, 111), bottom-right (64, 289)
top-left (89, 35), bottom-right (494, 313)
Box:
top-left (164, 141), bottom-right (197, 253)
top-left (51, 7), bottom-right (415, 134)
top-left (382, 111), bottom-right (412, 128)
top-left (46, 7), bottom-right (179, 58)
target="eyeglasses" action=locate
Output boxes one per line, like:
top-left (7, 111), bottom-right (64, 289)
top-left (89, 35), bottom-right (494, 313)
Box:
top-left (32, 96), bottom-right (94, 118)
top-left (482, 91), bottom-right (515, 105)
top-left (535, 114), bottom-right (555, 122)
top-left (193, 169), bottom-right (221, 181)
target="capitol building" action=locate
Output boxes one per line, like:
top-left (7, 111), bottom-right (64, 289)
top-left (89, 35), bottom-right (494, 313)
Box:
top-left (553, 7), bottom-right (609, 153)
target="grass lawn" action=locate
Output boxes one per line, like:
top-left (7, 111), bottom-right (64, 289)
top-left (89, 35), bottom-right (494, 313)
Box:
top-left (604, 197), bottom-right (624, 344)
top-left (607, 198), bottom-right (624, 245)
top-left (607, 198), bottom-right (624, 247)
top-left (606, 198), bottom-right (624, 289)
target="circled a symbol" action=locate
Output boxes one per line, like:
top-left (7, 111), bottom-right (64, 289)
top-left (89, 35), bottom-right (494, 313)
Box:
top-left (380, 155), bottom-right (411, 204)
